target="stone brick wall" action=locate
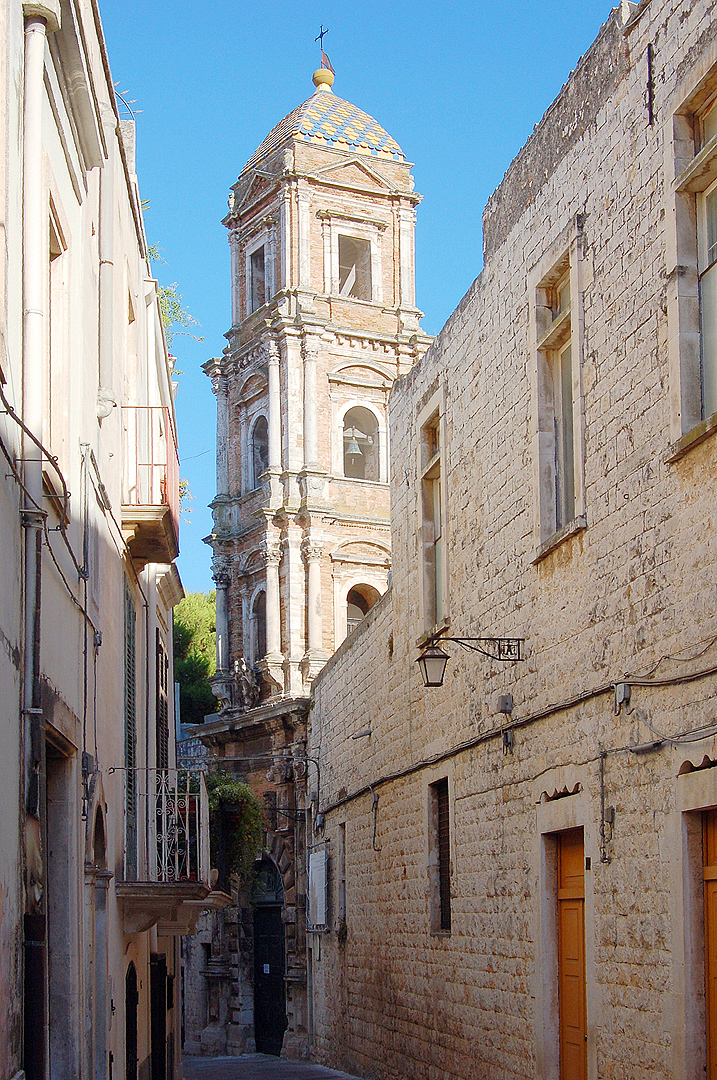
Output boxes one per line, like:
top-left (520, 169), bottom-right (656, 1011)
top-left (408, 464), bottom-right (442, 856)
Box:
top-left (309, 1), bottom-right (717, 1077)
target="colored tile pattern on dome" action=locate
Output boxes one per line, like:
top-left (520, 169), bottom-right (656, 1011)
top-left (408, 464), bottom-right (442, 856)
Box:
top-left (240, 92), bottom-right (405, 175)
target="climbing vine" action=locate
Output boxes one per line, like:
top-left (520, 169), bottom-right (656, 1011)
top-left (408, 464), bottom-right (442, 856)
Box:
top-left (206, 773), bottom-right (264, 885)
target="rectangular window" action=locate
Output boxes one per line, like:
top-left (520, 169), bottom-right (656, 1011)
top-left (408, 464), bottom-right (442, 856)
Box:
top-left (699, 181), bottom-right (717, 419)
top-left (250, 245), bottom-right (266, 312)
top-left (530, 236), bottom-right (586, 555)
top-left (338, 235), bottom-right (372, 300)
top-left (429, 778), bottom-right (451, 933)
top-left (337, 822), bottom-right (346, 926)
top-left (420, 411), bottom-right (446, 631)
top-left (667, 82), bottom-right (717, 449)
top-left (155, 629), bottom-right (169, 771)
top-left (124, 581), bottom-right (138, 878)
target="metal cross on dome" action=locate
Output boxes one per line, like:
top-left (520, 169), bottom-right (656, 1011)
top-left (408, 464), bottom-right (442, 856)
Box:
top-left (315, 24), bottom-right (329, 49)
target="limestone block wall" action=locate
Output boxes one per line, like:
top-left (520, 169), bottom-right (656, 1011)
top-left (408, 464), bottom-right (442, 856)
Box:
top-left (308, 1), bottom-right (717, 1077)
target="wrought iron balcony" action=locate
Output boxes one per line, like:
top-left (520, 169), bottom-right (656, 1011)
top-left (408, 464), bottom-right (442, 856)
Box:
top-left (116, 769), bottom-right (231, 935)
top-left (121, 405), bottom-right (179, 565)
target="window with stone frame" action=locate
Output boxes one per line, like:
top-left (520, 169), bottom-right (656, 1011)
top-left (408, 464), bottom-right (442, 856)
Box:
top-left (530, 232), bottom-right (586, 557)
top-left (249, 244), bottom-right (266, 313)
top-left (428, 777), bottom-right (451, 934)
top-left (668, 78), bottom-right (717, 451)
top-left (251, 590), bottom-right (266, 666)
top-left (342, 405), bottom-right (379, 480)
top-left (250, 415), bottom-right (269, 489)
top-left (338, 234), bottom-right (372, 300)
top-left (419, 406), bottom-right (447, 632)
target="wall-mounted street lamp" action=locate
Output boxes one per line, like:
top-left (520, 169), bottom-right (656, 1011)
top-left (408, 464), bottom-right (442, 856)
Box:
top-left (416, 636), bottom-right (524, 687)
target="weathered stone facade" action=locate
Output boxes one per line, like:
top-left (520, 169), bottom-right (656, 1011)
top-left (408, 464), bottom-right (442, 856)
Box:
top-left (0, 3), bottom-right (219, 1077)
top-left (184, 66), bottom-right (430, 1060)
top-left (308, 1), bottom-right (717, 1077)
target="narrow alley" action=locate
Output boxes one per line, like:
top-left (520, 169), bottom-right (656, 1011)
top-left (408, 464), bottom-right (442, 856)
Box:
top-left (182, 1056), bottom-right (364, 1080)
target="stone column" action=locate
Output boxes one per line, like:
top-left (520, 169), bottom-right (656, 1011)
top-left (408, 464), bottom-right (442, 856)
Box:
top-left (213, 562), bottom-right (230, 674)
top-left (267, 340), bottom-right (282, 471)
top-left (281, 183), bottom-right (292, 290)
top-left (214, 373), bottom-right (229, 497)
top-left (305, 544), bottom-right (323, 654)
top-left (260, 542), bottom-right (285, 698)
top-left (302, 340), bottom-right (319, 470)
top-left (267, 221), bottom-right (277, 299)
top-left (398, 205), bottom-right (416, 309)
top-left (298, 182), bottom-right (311, 288)
top-left (239, 406), bottom-right (249, 494)
top-left (229, 230), bottom-right (241, 326)
top-left (300, 540), bottom-right (327, 687)
top-left (264, 544), bottom-right (282, 659)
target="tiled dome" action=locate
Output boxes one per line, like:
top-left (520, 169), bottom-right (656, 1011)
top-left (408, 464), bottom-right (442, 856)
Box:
top-left (241, 86), bottom-right (405, 175)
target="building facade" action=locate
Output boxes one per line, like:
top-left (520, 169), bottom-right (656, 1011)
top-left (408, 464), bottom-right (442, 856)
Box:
top-left (0, 3), bottom-right (220, 1077)
top-left (309, 1), bottom-right (717, 1078)
top-left (185, 65), bottom-right (430, 1058)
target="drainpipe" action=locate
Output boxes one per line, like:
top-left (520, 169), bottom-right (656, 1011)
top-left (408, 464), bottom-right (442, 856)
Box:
top-left (97, 103), bottom-right (117, 419)
top-left (21, 6), bottom-right (60, 1078)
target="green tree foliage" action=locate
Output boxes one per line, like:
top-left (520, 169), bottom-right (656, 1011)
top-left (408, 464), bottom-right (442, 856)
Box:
top-left (147, 243), bottom-right (202, 351)
top-left (174, 591), bottom-right (217, 725)
top-left (206, 773), bottom-right (264, 885)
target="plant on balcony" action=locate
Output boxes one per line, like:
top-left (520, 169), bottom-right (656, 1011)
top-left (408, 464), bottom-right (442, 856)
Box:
top-left (206, 773), bottom-right (264, 886)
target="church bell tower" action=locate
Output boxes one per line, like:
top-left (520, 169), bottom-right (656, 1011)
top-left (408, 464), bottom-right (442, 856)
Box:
top-left (206, 63), bottom-right (430, 705)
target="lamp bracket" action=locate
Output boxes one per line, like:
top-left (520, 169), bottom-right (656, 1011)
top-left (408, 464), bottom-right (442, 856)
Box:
top-left (437, 636), bottom-right (524, 662)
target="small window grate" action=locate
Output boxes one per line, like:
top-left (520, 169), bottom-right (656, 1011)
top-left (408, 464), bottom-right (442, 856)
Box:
top-left (435, 778), bottom-right (451, 931)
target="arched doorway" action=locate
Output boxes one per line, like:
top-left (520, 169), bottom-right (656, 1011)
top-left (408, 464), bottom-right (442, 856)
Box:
top-left (125, 962), bottom-right (138, 1080)
top-left (251, 859), bottom-right (287, 1055)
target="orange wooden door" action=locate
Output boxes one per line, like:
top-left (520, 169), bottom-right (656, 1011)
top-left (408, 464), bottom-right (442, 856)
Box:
top-left (558, 828), bottom-right (587, 1080)
top-left (704, 811), bottom-right (717, 1078)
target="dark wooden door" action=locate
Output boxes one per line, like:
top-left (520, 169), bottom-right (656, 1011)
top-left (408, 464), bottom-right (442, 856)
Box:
top-left (253, 905), bottom-right (287, 1056)
top-left (125, 963), bottom-right (138, 1080)
top-left (150, 954), bottom-right (167, 1080)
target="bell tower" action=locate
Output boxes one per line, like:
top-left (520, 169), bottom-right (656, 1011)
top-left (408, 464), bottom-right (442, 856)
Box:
top-left (206, 64), bottom-right (430, 705)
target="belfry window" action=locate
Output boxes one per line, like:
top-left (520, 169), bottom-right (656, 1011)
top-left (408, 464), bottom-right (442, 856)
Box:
top-left (250, 245), bottom-right (266, 313)
top-left (339, 235), bottom-right (372, 300)
top-left (251, 415), bottom-right (269, 489)
top-left (346, 584), bottom-right (380, 637)
top-left (342, 406), bottom-right (378, 480)
top-left (252, 591), bottom-right (266, 666)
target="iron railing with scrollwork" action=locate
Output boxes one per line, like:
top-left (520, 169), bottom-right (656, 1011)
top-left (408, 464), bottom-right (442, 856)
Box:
top-left (149, 768), bottom-right (210, 884)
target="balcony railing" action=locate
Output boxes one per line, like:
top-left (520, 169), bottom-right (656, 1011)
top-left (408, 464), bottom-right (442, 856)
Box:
top-left (121, 406), bottom-right (179, 563)
top-left (151, 768), bottom-right (209, 884)
top-left (115, 769), bottom-right (227, 935)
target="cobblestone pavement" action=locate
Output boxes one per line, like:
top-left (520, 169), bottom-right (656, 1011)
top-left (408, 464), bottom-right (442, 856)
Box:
top-left (182, 1055), bottom-right (365, 1080)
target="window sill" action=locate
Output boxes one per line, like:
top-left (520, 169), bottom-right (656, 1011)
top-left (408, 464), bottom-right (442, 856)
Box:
top-left (331, 475), bottom-right (388, 488)
top-left (430, 929), bottom-right (452, 938)
top-left (666, 410), bottom-right (717, 462)
top-left (532, 516), bottom-right (587, 565)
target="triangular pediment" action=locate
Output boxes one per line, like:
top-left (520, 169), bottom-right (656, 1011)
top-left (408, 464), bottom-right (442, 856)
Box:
top-left (313, 157), bottom-right (391, 191)
top-left (237, 173), bottom-right (276, 211)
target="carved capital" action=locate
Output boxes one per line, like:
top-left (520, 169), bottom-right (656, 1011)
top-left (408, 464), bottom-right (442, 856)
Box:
top-left (301, 541), bottom-right (323, 563)
top-left (263, 544), bottom-right (282, 568)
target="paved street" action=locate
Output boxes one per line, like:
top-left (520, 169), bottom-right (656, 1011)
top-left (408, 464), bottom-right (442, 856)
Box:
top-left (182, 1055), bottom-right (365, 1080)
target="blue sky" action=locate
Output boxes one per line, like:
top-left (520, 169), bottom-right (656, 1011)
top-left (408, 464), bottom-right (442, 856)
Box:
top-left (99, 0), bottom-right (613, 593)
